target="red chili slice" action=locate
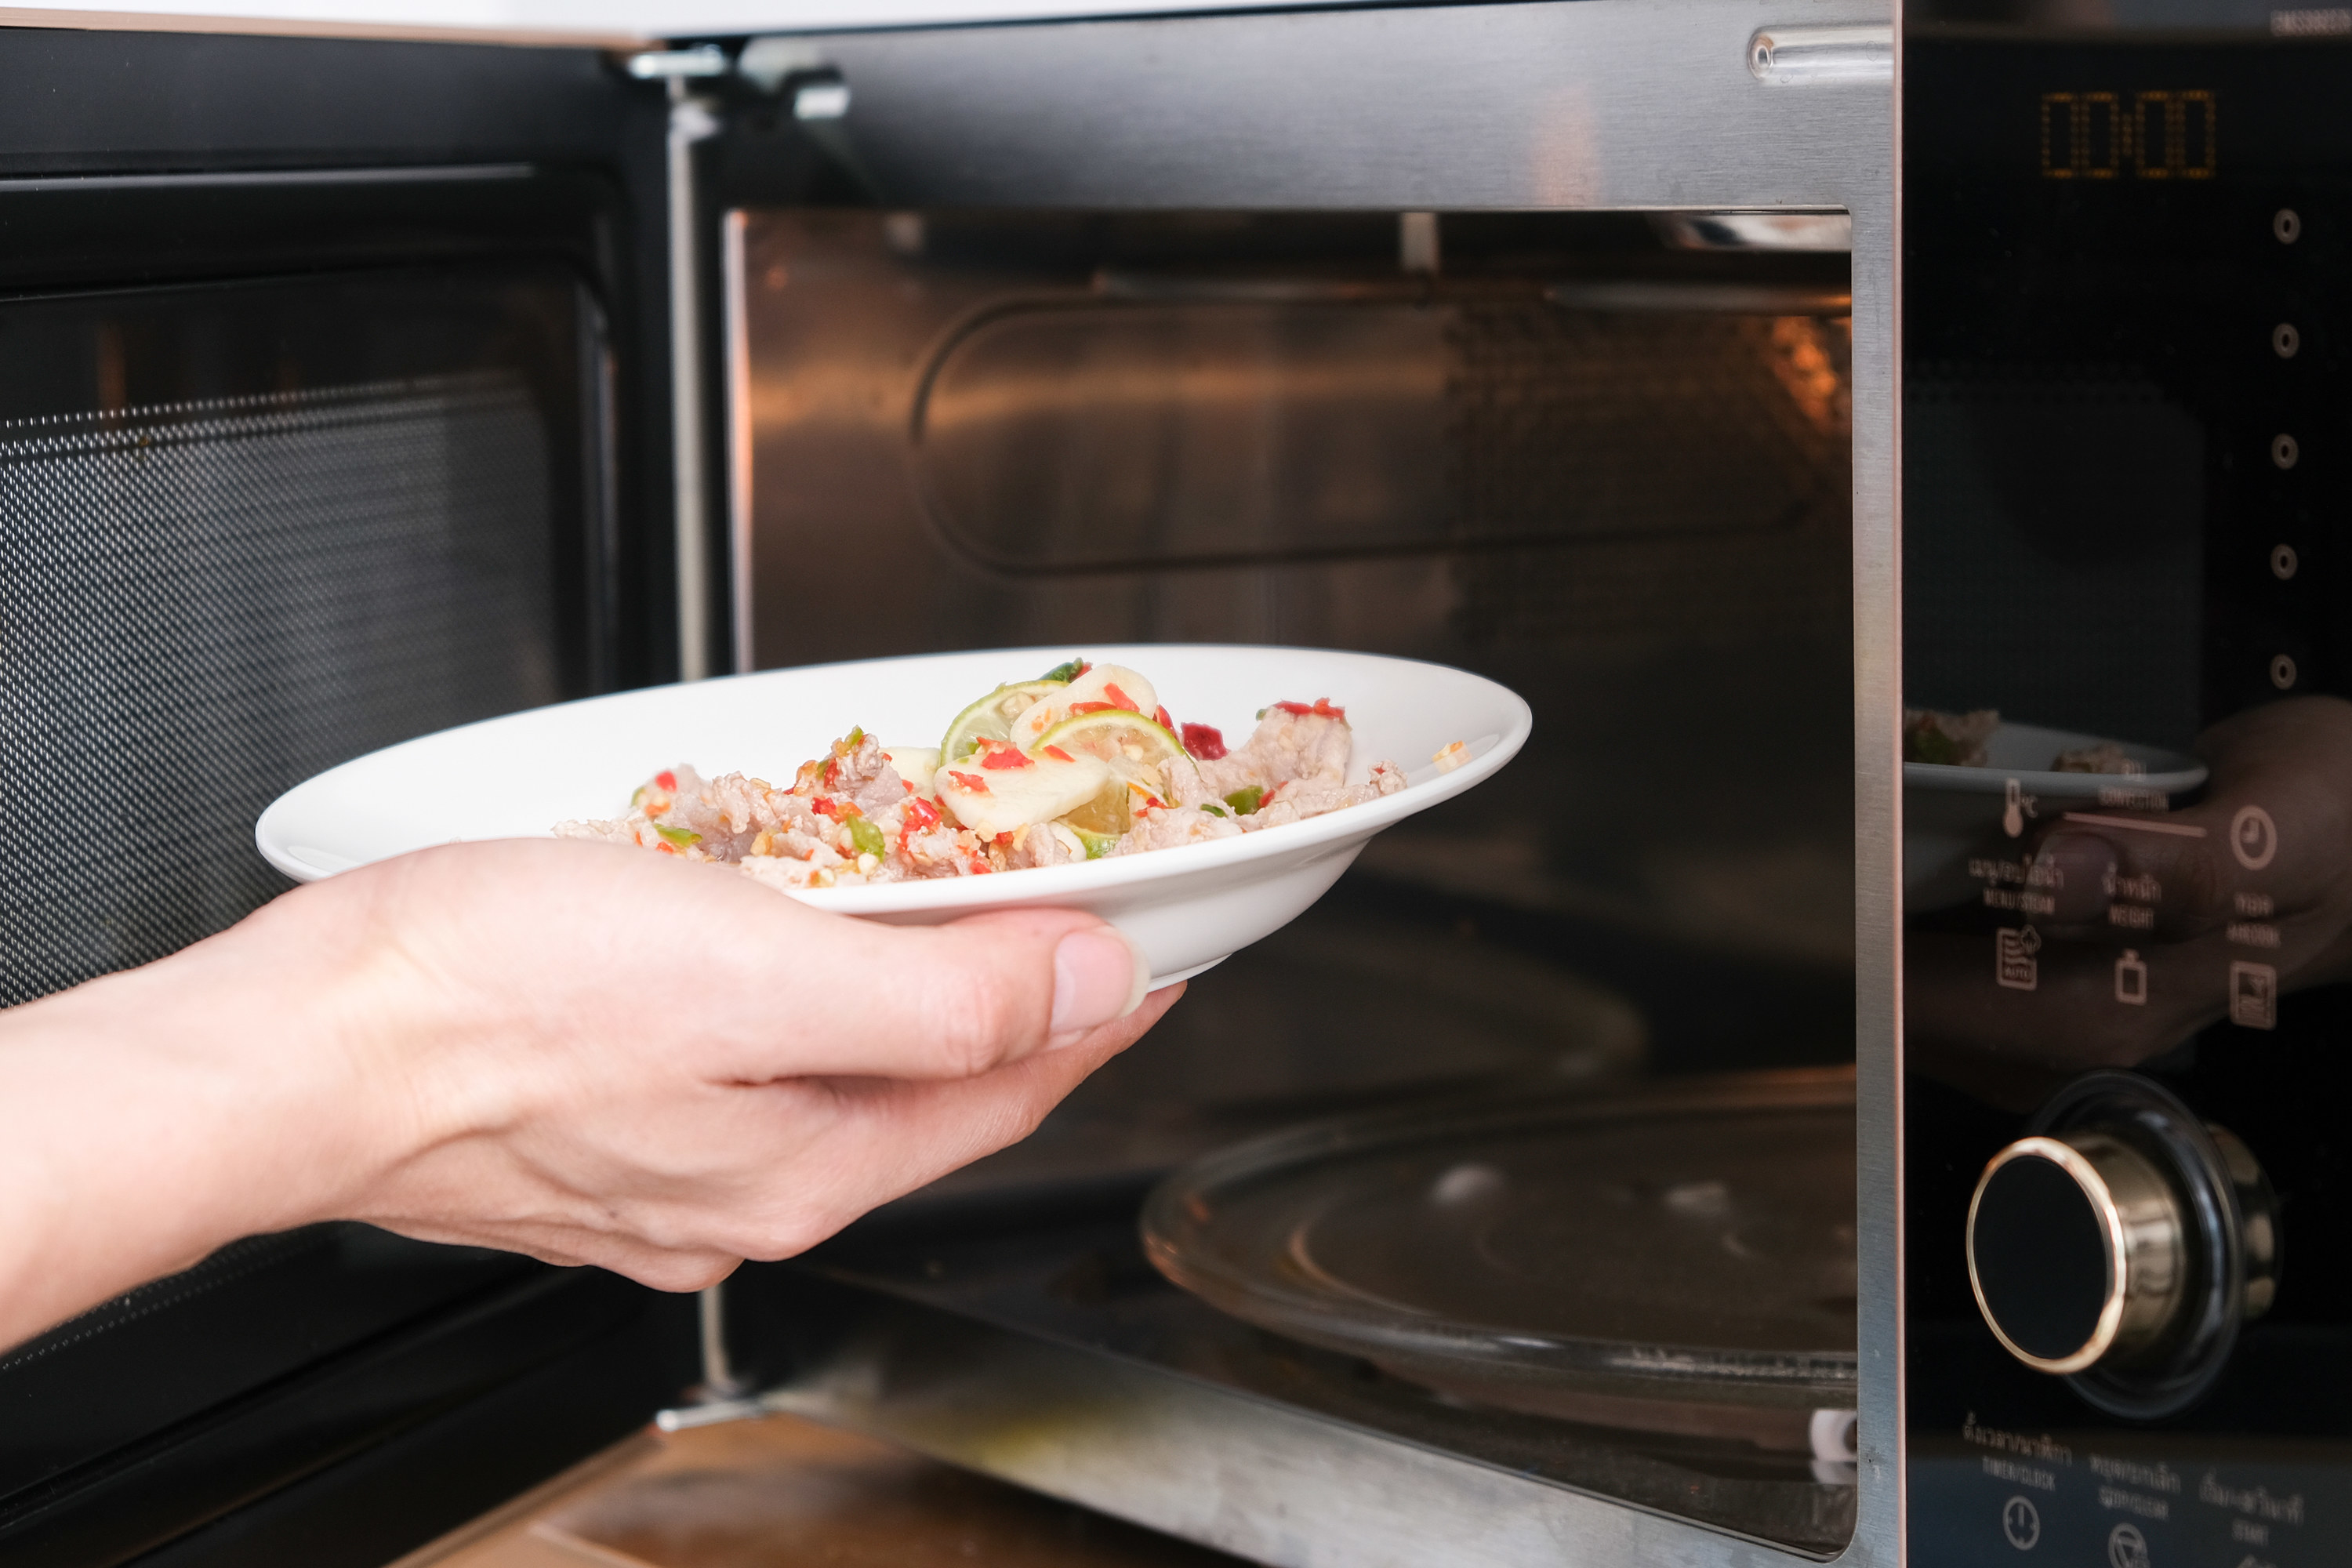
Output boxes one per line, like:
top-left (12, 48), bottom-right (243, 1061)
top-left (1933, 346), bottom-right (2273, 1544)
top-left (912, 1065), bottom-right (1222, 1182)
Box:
top-left (980, 745), bottom-right (1034, 770)
top-left (1068, 700), bottom-right (1116, 716)
top-left (810, 797), bottom-right (837, 818)
top-left (655, 769), bottom-right (677, 792)
top-left (1041, 745), bottom-right (1076, 763)
top-left (1102, 682), bottom-right (1137, 712)
top-left (1272, 698), bottom-right (1346, 720)
top-left (948, 770), bottom-right (990, 793)
top-left (1180, 722), bottom-right (1228, 760)
top-left (902, 797), bottom-right (941, 831)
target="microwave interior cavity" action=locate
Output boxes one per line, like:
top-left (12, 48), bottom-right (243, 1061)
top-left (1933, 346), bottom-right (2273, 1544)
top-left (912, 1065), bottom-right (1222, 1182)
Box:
top-left (724, 207), bottom-right (1862, 1556)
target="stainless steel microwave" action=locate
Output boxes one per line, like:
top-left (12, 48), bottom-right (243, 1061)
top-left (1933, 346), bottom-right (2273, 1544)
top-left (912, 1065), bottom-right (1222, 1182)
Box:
top-left (0, 4), bottom-right (2343, 1566)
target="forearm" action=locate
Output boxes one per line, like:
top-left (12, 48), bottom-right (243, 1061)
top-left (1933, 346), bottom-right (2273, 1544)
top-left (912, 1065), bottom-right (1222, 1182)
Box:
top-left (0, 928), bottom-right (381, 1352)
top-left (0, 837), bottom-right (1165, 1352)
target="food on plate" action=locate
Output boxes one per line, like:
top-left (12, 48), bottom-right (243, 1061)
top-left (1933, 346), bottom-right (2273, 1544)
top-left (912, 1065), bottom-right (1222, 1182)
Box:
top-left (1903, 707), bottom-right (2151, 775)
top-left (1902, 706), bottom-right (1999, 768)
top-left (2050, 741), bottom-right (2145, 776)
top-left (555, 657), bottom-right (1407, 888)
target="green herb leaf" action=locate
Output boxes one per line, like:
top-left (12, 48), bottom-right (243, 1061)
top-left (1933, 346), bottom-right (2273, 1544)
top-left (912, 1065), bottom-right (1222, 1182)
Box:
top-left (1040, 658), bottom-right (1085, 684)
top-left (847, 815), bottom-right (887, 859)
top-left (653, 822), bottom-right (702, 847)
top-left (1223, 786), bottom-right (1264, 816)
top-left (1200, 804), bottom-right (1226, 818)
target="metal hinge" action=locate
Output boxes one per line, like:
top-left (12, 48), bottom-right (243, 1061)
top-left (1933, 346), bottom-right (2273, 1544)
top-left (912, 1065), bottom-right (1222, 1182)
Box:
top-left (626, 44), bottom-right (730, 81)
top-left (1747, 24), bottom-right (1893, 85)
top-left (626, 39), bottom-right (853, 122)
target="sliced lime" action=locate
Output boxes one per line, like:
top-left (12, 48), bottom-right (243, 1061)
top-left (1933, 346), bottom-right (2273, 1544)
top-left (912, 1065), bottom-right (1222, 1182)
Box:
top-left (1005, 662), bottom-right (1158, 749)
top-left (1068, 824), bottom-right (1120, 859)
top-left (1060, 773), bottom-right (1133, 836)
top-left (1034, 708), bottom-right (1188, 773)
top-left (939, 679), bottom-right (1067, 763)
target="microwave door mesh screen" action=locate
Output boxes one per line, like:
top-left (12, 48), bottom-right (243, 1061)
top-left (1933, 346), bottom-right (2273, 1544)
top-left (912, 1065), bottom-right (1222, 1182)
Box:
top-left (0, 376), bottom-right (557, 1004)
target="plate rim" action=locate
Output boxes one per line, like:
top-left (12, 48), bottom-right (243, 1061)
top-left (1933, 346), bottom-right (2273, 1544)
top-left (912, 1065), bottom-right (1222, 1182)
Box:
top-left (256, 642), bottom-right (1535, 909)
top-left (1901, 718), bottom-right (2205, 797)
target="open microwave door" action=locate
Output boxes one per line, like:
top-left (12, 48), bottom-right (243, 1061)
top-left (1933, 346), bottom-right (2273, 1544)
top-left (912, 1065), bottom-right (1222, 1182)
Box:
top-left (0, 24), bottom-right (708, 1568)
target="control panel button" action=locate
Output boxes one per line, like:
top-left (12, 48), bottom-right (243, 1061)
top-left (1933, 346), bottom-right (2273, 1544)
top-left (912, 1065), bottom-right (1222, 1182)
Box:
top-left (2002, 1495), bottom-right (2041, 1551)
top-left (1964, 1073), bottom-right (2279, 1416)
top-left (1968, 1132), bottom-right (2184, 1373)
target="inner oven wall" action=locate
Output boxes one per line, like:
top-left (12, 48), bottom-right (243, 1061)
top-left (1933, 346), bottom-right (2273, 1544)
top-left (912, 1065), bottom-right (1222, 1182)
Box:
top-left (734, 209), bottom-right (1857, 1185)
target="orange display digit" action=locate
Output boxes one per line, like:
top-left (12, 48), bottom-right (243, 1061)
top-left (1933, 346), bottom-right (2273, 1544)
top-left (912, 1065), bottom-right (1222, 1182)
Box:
top-left (2041, 92), bottom-right (2076, 179)
top-left (2181, 89), bottom-right (2217, 178)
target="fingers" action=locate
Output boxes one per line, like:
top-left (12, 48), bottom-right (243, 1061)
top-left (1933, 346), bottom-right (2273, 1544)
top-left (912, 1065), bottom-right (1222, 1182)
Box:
top-left (382, 984), bottom-right (1185, 1281)
top-left (1912, 699), bottom-right (2352, 1105)
top-left (2021, 698), bottom-right (2352, 939)
top-left (736, 983), bottom-right (1183, 1250)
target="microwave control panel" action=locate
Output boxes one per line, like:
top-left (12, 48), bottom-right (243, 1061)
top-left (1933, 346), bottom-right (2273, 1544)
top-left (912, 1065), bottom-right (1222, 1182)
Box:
top-left (1904, 27), bottom-right (2352, 1568)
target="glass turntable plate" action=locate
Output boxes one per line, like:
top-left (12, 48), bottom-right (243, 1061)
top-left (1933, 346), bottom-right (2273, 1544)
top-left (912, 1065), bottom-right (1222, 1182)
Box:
top-left (1142, 1070), bottom-right (1857, 1448)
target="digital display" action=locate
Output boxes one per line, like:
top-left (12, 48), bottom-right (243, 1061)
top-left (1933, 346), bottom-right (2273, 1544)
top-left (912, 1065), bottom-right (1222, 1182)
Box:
top-left (2040, 90), bottom-right (2216, 179)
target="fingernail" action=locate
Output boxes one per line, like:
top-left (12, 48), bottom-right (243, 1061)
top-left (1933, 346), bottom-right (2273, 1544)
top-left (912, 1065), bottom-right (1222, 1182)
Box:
top-left (1050, 927), bottom-right (1152, 1037)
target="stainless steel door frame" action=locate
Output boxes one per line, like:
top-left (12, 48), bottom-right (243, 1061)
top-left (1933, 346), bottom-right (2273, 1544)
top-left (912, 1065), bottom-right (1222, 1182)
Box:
top-left (708, 4), bottom-right (1899, 1563)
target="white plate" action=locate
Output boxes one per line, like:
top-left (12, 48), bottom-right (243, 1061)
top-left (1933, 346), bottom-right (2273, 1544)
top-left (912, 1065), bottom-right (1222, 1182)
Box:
top-left (1904, 720), bottom-right (2205, 909)
top-left (257, 644), bottom-right (1531, 987)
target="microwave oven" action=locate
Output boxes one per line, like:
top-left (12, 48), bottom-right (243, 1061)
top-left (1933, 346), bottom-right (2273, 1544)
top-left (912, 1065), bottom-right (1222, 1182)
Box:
top-left (0, 3), bottom-right (2342, 1566)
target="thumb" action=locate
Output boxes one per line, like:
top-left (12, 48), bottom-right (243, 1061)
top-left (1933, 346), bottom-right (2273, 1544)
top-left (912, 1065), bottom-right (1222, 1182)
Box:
top-left (746, 906), bottom-right (1153, 1082)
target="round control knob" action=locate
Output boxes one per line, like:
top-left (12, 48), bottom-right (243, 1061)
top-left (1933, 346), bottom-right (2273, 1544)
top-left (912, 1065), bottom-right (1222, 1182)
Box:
top-left (1963, 1072), bottom-right (2279, 1417)
top-left (1967, 1133), bottom-right (2184, 1373)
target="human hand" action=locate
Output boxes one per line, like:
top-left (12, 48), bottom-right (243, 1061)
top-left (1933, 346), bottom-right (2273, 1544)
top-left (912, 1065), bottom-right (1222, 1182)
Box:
top-left (0, 839), bottom-right (1177, 1348)
top-left (1906, 697), bottom-right (2352, 1105)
